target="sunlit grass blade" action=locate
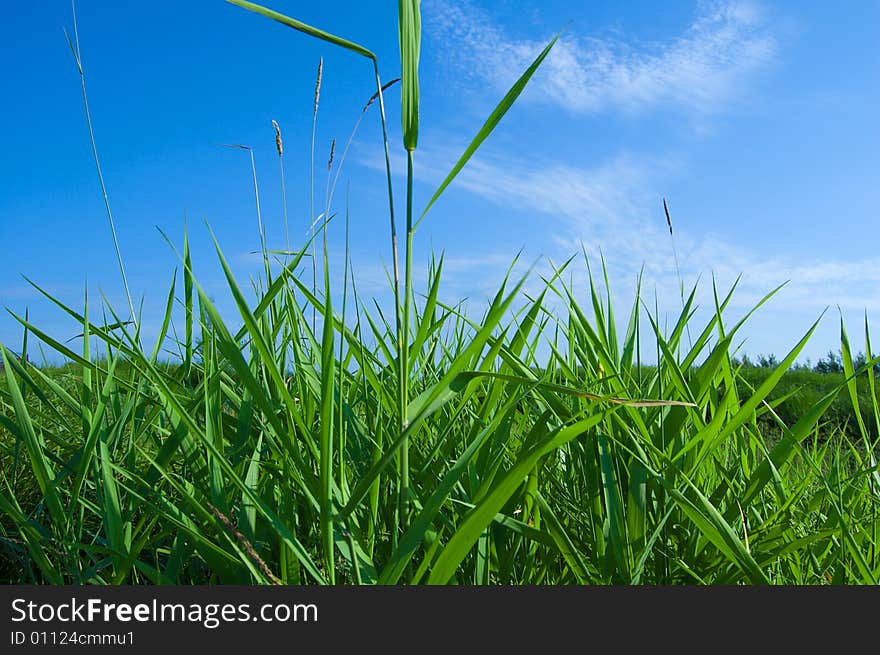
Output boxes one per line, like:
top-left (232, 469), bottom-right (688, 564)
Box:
top-left (226, 0), bottom-right (375, 59)
top-left (416, 29), bottom-right (563, 227)
top-left (428, 411), bottom-right (609, 584)
top-left (1, 347), bottom-right (66, 533)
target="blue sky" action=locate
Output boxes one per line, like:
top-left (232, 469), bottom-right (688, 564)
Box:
top-left (1, 0), bottom-right (878, 364)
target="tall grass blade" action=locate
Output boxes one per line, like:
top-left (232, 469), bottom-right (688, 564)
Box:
top-left (416, 30), bottom-right (562, 227)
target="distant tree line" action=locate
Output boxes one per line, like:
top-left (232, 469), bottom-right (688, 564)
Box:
top-left (734, 350), bottom-right (880, 376)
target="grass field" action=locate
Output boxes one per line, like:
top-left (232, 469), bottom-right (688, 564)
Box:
top-left (1, 0), bottom-right (878, 585)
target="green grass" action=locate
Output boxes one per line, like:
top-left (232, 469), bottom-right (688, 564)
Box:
top-left (0, 0), bottom-right (878, 585)
top-left (737, 364), bottom-right (879, 444)
top-left (2, 255), bottom-right (878, 584)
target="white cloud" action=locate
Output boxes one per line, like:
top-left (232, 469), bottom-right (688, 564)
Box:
top-left (365, 142), bottom-right (880, 332)
top-left (426, 0), bottom-right (776, 115)
top-left (348, 1), bottom-right (873, 359)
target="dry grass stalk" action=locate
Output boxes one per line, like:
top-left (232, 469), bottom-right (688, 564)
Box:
top-left (208, 503), bottom-right (282, 585)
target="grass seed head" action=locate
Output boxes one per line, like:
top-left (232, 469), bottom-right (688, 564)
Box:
top-left (663, 197), bottom-right (673, 236)
top-left (314, 56), bottom-right (323, 116)
top-left (272, 119), bottom-right (283, 157)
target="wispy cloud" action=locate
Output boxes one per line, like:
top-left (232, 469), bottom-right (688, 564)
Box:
top-left (426, 0), bottom-right (776, 115)
top-left (361, 141), bottom-right (880, 324)
top-left (361, 143), bottom-right (674, 268)
top-left (349, 1), bottom-right (871, 359)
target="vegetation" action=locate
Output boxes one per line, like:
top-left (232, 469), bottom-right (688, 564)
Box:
top-left (1, 0), bottom-right (878, 585)
top-left (736, 356), bottom-right (880, 445)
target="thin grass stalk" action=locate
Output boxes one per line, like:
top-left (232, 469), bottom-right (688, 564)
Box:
top-left (349, 262), bottom-right (382, 555)
top-left (209, 503), bottom-right (281, 584)
top-left (400, 150), bottom-right (415, 530)
top-left (247, 147), bottom-right (270, 283)
top-left (221, 144), bottom-right (270, 282)
top-left (369, 58), bottom-right (402, 363)
top-left (663, 198), bottom-right (691, 351)
top-left (9, 309), bottom-right (29, 482)
top-left (652, 292), bottom-right (670, 582)
top-left (310, 57), bottom-right (323, 334)
top-left (272, 119), bottom-right (290, 256)
top-left (65, 1), bottom-right (136, 335)
top-left (865, 317), bottom-right (878, 567)
top-left (326, 79), bottom-right (400, 212)
top-left (19, 307), bottom-right (29, 397)
top-left (338, 185), bottom-right (351, 495)
top-left (318, 138), bottom-right (336, 583)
